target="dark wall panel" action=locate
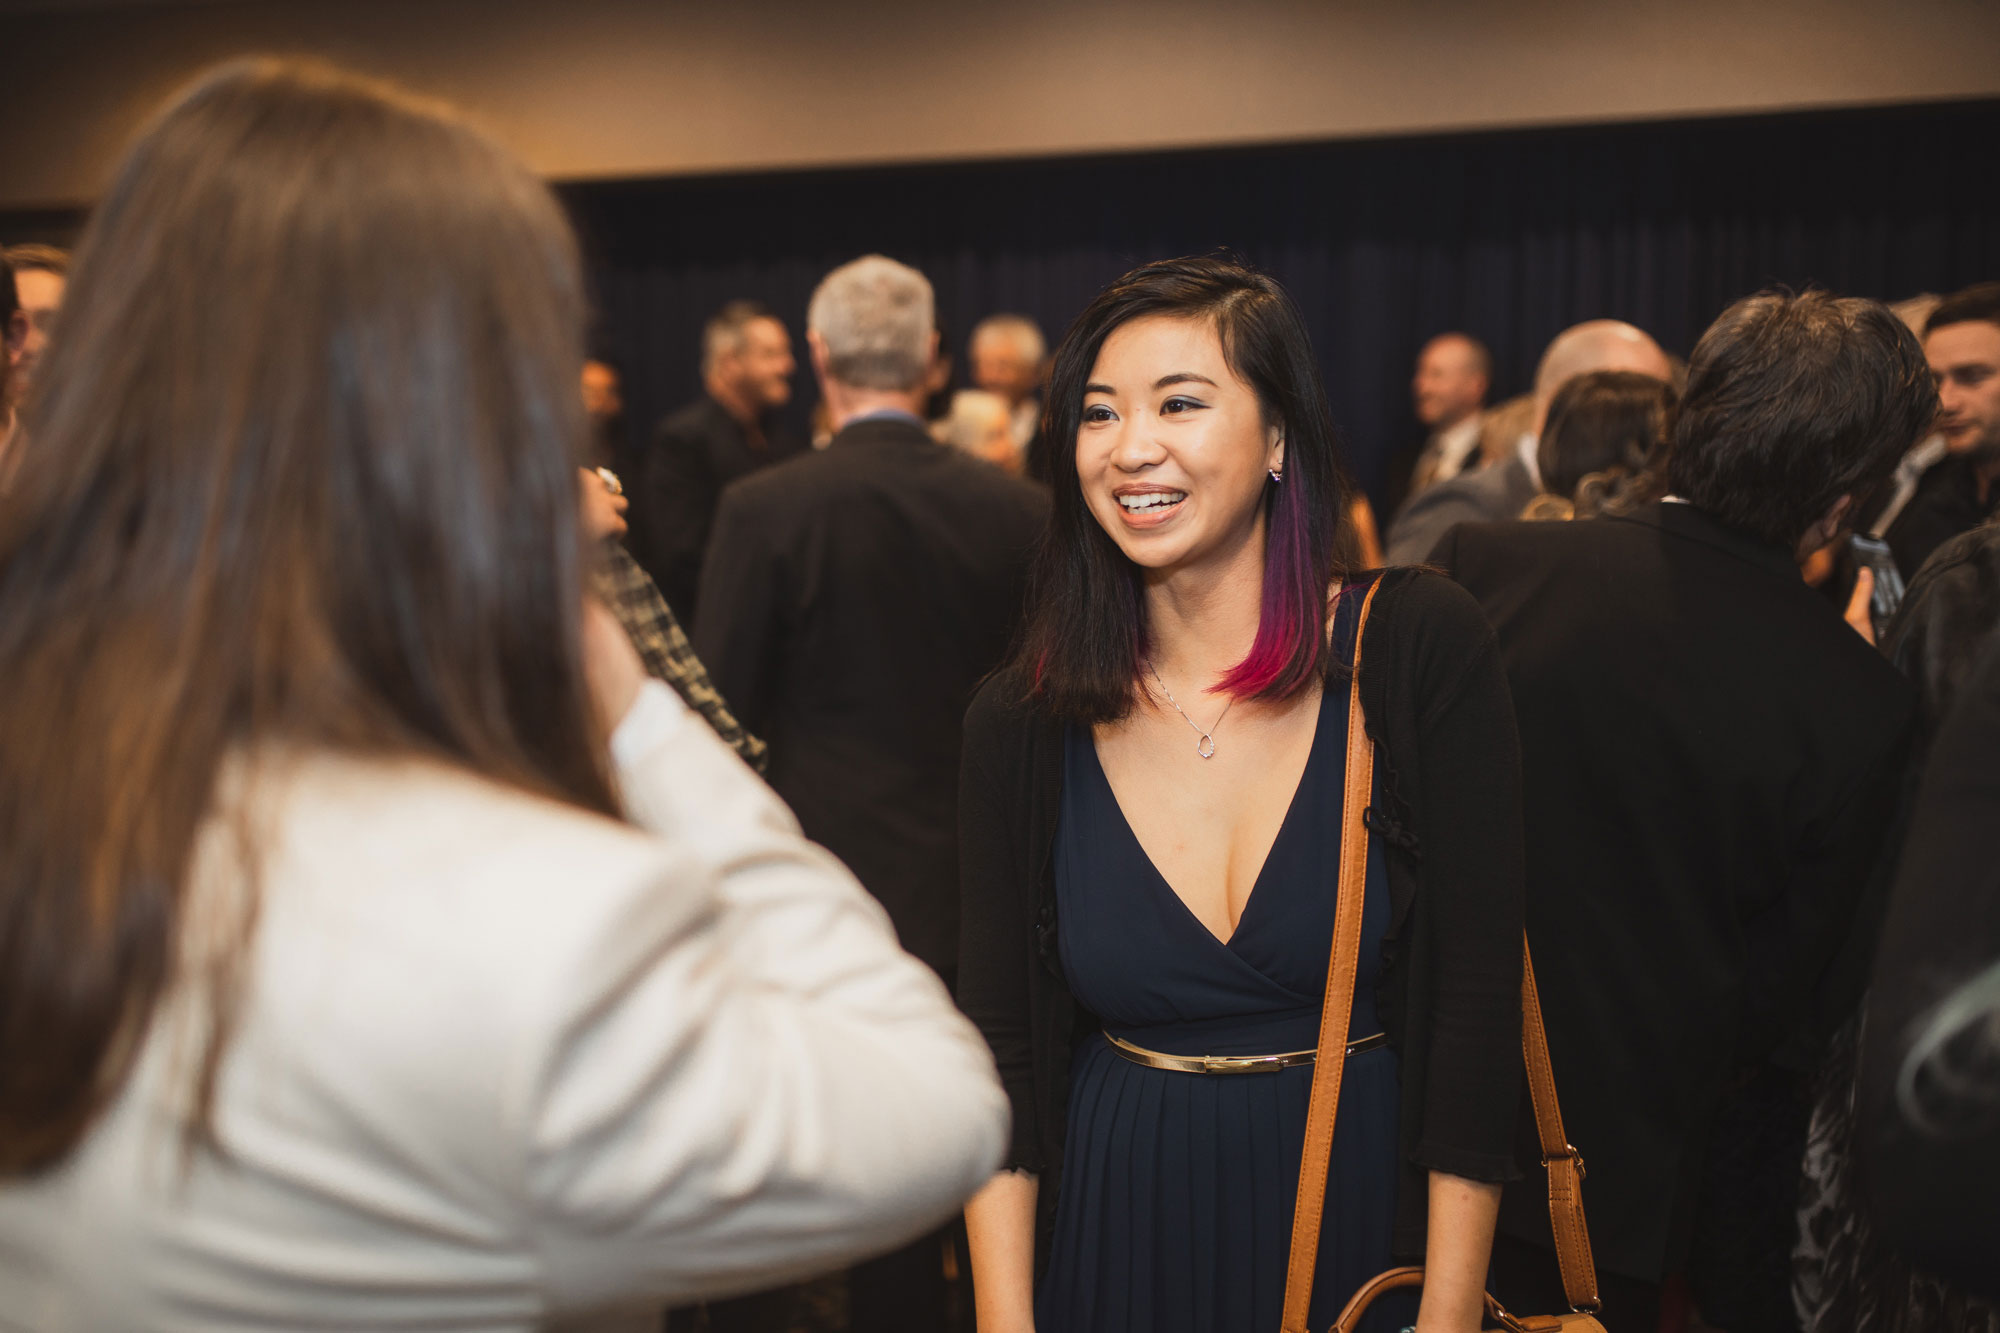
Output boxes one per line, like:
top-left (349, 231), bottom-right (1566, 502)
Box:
top-left (10, 101), bottom-right (1996, 510)
top-left (560, 100), bottom-right (2000, 508)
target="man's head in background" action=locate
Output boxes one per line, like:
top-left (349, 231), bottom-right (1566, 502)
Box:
top-left (969, 313), bottom-right (1046, 409)
top-left (1411, 332), bottom-right (1490, 430)
top-left (1924, 282), bottom-right (2000, 462)
top-left (938, 388), bottom-right (1021, 473)
top-left (1531, 320), bottom-right (1673, 438)
top-left (3, 245), bottom-right (68, 399)
top-left (702, 300), bottom-right (794, 420)
top-left (807, 254), bottom-right (936, 428)
top-left (1668, 290), bottom-right (1935, 556)
top-left (582, 357), bottom-right (623, 430)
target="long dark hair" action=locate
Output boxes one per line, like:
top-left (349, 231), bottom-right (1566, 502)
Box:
top-left (0, 59), bottom-right (617, 1174)
top-left (1012, 256), bottom-right (1353, 722)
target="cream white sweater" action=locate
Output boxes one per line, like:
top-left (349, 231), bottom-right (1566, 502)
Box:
top-left (0, 681), bottom-right (1006, 1330)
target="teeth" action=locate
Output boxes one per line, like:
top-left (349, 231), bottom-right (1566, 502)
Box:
top-left (1119, 492), bottom-right (1186, 511)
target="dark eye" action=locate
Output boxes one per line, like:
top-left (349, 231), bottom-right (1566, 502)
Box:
top-left (1082, 404), bottom-right (1117, 424)
top-left (1161, 396), bottom-right (1204, 415)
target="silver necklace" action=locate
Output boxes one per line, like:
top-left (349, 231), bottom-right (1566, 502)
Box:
top-left (1146, 662), bottom-right (1234, 759)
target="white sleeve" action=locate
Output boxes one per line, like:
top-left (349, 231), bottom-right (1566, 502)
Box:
top-left (520, 680), bottom-right (1008, 1311)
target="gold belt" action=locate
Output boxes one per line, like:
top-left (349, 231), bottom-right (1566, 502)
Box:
top-left (1105, 1030), bottom-right (1388, 1074)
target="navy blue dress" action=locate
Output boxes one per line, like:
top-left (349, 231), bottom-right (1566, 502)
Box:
top-left (1038, 605), bottom-right (1412, 1333)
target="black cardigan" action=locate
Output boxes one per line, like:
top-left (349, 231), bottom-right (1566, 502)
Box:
top-left (957, 568), bottom-right (1527, 1267)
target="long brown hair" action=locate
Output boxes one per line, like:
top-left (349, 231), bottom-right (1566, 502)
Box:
top-left (0, 59), bottom-right (618, 1174)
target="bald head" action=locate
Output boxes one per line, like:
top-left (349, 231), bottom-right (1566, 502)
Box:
top-left (1532, 320), bottom-right (1671, 434)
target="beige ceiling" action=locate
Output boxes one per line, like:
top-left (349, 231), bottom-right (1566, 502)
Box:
top-left (6, 0), bottom-right (1998, 209)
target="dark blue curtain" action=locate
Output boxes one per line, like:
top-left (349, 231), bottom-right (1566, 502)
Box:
top-left (561, 99), bottom-right (2000, 509)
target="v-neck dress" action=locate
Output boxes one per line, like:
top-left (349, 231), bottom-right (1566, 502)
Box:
top-left (1037, 605), bottom-right (1408, 1333)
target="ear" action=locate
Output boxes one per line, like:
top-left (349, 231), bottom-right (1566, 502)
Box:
top-left (1796, 493), bottom-right (1856, 561)
top-left (1266, 421), bottom-right (1286, 476)
top-left (807, 329), bottom-right (832, 384)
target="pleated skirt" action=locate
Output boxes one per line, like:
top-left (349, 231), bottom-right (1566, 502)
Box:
top-left (1036, 1032), bottom-right (1413, 1333)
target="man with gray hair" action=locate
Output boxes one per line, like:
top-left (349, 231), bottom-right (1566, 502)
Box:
top-left (695, 256), bottom-right (1046, 1330)
top-left (628, 299), bottom-right (799, 621)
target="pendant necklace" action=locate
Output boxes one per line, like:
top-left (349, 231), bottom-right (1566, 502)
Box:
top-left (1146, 662), bottom-right (1234, 759)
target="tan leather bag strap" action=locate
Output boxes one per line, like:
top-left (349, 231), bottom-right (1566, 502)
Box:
top-left (1521, 940), bottom-right (1600, 1313)
top-left (1280, 577), bottom-right (1382, 1333)
top-left (1280, 578), bottom-right (1601, 1331)
top-left (1329, 1266), bottom-right (1608, 1333)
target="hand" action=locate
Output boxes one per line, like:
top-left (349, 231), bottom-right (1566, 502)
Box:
top-left (581, 595), bottom-right (647, 733)
top-left (580, 466), bottom-right (629, 540)
top-left (1844, 566), bottom-right (1876, 646)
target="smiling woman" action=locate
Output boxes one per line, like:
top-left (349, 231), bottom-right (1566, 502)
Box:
top-left (957, 256), bottom-right (1533, 1333)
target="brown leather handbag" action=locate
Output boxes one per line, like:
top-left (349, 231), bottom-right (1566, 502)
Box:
top-left (1280, 579), bottom-right (1606, 1333)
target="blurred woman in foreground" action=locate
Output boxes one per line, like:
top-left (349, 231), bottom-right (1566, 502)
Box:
top-left (0, 59), bottom-right (1004, 1329)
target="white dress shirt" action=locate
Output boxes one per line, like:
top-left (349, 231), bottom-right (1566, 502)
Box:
top-left (0, 681), bottom-right (1007, 1331)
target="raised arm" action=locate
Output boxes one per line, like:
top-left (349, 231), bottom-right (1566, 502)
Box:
top-left (521, 678), bottom-right (1008, 1311)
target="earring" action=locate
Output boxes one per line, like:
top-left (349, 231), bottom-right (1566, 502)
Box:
top-left (1268, 468), bottom-right (1284, 484)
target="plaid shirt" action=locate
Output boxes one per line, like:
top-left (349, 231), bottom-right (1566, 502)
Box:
top-left (596, 542), bottom-right (768, 773)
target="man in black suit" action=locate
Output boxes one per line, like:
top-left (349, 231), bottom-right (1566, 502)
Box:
top-left (627, 300), bottom-right (801, 621)
top-left (1433, 292), bottom-right (1934, 1332)
top-left (1883, 282), bottom-right (2000, 580)
top-left (1385, 320), bottom-right (1670, 564)
top-left (695, 255), bottom-right (1047, 1333)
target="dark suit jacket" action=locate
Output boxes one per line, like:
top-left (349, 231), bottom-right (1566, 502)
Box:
top-left (694, 414), bottom-right (1049, 976)
top-left (628, 395), bottom-right (804, 622)
top-left (1883, 451), bottom-right (2000, 587)
top-left (1434, 503), bottom-right (1913, 1282)
top-left (1856, 633), bottom-right (2000, 1304)
top-left (1385, 454), bottom-right (1538, 565)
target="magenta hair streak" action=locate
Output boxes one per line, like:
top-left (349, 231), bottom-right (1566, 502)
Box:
top-left (1213, 479), bottom-right (1321, 701)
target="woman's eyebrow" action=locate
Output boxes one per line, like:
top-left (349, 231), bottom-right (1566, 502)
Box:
top-left (1154, 372), bottom-right (1218, 389)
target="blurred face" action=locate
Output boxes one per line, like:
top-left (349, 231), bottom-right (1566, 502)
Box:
top-left (580, 359), bottom-right (622, 425)
top-left (1927, 320), bottom-right (2000, 460)
top-left (1077, 315), bottom-right (1281, 579)
top-left (1, 308), bottom-right (22, 395)
top-left (11, 269), bottom-right (64, 393)
top-left (973, 410), bottom-right (1019, 472)
top-left (1411, 336), bottom-right (1486, 428)
top-left (973, 332), bottom-right (1041, 406)
top-left (721, 316), bottom-right (795, 412)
